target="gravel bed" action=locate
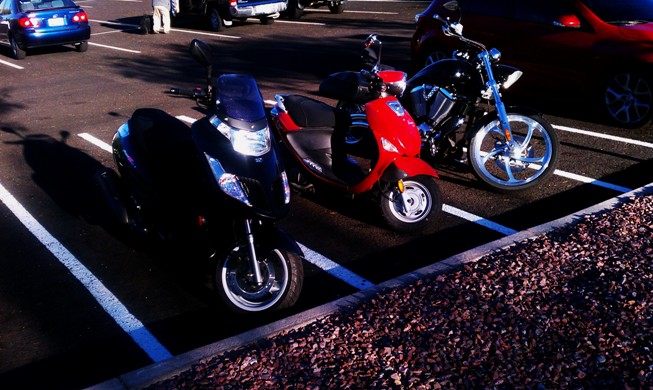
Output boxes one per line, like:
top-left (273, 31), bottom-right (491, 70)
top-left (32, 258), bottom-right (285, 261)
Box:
top-left (147, 194), bottom-right (653, 389)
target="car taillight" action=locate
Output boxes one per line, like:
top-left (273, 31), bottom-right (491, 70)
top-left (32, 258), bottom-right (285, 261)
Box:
top-left (229, 0), bottom-right (237, 6)
top-left (18, 17), bottom-right (40, 28)
top-left (72, 11), bottom-right (88, 23)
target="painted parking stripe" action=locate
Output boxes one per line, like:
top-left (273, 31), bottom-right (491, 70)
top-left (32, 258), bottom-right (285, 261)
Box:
top-left (443, 204), bottom-right (517, 236)
top-left (90, 19), bottom-right (241, 39)
top-left (77, 130), bottom-right (376, 291)
top-left (298, 244), bottom-right (375, 290)
top-left (0, 181), bottom-right (172, 362)
top-left (88, 42), bottom-right (141, 53)
top-left (553, 124), bottom-right (653, 149)
top-left (0, 58), bottom-right (24, 70)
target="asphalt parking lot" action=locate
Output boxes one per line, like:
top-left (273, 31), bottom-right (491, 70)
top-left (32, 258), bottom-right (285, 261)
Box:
top-left (1, 0), bottom-right (652, 388)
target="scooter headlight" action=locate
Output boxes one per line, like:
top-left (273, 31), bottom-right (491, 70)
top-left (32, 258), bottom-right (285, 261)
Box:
top-left (210, 115), bottom-right (271, 157)
top-left (205, 154), bottom-right (252, 207)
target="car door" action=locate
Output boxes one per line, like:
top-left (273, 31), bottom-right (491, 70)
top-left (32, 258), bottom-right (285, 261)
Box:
top-left (510, 0), bottom-right (596, 92)
top-left (0, 0), bottom-right (11, 46)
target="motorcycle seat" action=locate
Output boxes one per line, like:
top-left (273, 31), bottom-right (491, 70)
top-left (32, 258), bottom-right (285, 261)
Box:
top-left (281, 94), bottom-right (341, 128)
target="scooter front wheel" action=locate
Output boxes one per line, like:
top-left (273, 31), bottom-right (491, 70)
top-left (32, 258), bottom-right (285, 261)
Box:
top-left (379, 175), bottom-right (442, 233)
top-left (215, 245), bottom-right (303, 313)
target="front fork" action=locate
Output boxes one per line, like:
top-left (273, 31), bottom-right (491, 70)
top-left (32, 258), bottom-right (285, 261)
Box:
top-left (480, 53), bottom-right (515, 147)
top-left (244, 219), bottom-right (264, 285)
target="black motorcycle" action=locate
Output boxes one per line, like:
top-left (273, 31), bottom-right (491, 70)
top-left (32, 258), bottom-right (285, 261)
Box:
top-left (97, 39), bottom-right (303, 314)
top-left (321, 2), bottom-right (560, 192)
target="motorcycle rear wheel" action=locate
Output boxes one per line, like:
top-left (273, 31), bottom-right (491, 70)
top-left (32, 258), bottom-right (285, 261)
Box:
top-left (215, 245), bottom-right (303, 313)
top-left (379, 175), bottom-right (442, 232)
top-left (468, 112), bottom-right (559, 192)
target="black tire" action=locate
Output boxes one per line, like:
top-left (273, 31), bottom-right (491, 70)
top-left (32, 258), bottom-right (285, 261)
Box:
top-left (215, 245), bottom-right (304, 313)
top-left (328, 3), bottom-right (344, 14)
top-left (260, 15), bottom-right (274, 25)
top-left (379, 175), bottom-right (442, 233)
top-left (75, 41), bottom-right (88, 52)
top-left (468, 112), bottom-right (560, 192)
top-left (286, 0), bottom-right (304, 19)
top-left (208, 7), bottom-right (225, 31)
top-left (10, 35), bottom-right (26, 60)
top-left (601, 70), bottom-right (653, 129)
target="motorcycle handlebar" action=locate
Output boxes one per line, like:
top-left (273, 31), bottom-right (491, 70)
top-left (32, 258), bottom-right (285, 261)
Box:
top-left (169, 87), bottom-right (207, 99)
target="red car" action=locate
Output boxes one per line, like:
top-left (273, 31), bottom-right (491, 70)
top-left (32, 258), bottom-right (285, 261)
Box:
top-left (411, 0), bottom-right (653, 129)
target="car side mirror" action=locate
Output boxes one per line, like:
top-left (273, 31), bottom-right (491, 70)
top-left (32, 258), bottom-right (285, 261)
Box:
top-left (554, 14), bottom-right (581, 28)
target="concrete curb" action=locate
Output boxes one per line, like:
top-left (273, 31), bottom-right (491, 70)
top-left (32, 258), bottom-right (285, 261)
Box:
top-left (89, 181), bottom-right (653, 390)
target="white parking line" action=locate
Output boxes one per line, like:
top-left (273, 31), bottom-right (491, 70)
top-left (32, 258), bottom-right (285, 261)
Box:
top-left (0, 58), bottom-right (24, 70)
top-left (88, 42), bottom-right (141, 53)
top-left (0, 181), bottom-right (172, 363)
top-left (553, 124), bottom-right (653, 149)
top-left (443, 204), bottom-right (517, 235)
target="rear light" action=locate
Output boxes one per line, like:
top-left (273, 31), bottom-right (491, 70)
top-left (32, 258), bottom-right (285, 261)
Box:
top-left (72, 11), bottom-right (88, 23)
top-left (229, 0), bottom-right (237, 6)
top-left (18, 17), bottom-right (40, 28)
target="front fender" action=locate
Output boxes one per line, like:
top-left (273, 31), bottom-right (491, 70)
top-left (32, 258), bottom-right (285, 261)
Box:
top-left (381, 157), bottom-right (438, 183)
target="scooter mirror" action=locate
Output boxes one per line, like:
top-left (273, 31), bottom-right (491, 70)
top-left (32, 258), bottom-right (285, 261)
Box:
top-left (189, 39), bottom-right (213, 69)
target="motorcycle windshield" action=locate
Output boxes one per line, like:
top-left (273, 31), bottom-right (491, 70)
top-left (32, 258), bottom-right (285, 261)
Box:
top-left (215, 74), bottom-right (267, 123)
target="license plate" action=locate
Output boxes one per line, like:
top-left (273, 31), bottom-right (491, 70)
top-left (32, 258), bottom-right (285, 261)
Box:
top-left (48, 18), bottom-right (65, 27)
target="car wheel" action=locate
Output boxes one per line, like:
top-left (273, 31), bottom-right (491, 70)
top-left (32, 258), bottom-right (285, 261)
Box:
top-left (602, 70), bottom-right (653, 129)
top-left (260, 15), bottom-right (274, 25)
top-left (425, 49), bottom-right (449, 65)
top-left (10, 35), bottom-right (26, 60)
top-left (75, 41), bottom-right (88, 52)
top-left (208, 7), bottom-right (225, 31)
top-left (286, 0), bottom-right (304, 19)
top-left (328, 3), bottom-right (344, 14)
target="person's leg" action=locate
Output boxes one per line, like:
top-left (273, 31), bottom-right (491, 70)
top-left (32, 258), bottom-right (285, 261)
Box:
top-left (152, 6), bottom-right (164, 33)
top-left (162, 9), bottom-right (171, 33)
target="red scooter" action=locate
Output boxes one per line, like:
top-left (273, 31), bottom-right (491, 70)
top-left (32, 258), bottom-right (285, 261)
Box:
top-left (269, 70), bottom-right (443, 232)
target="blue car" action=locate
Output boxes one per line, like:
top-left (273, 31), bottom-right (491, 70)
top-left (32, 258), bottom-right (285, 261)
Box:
top-left (0, 0), bottom-right (90, 59)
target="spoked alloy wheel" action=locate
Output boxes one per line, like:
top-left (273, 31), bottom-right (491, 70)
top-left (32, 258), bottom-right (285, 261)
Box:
top-left (380, 176), bottom-right (442, 232)
top-left (216, 245), bottom-right (303, 313)
top-left (469, 113), bottom-right (559, 192)
top-left (603, 71), bottom-right (653, 128)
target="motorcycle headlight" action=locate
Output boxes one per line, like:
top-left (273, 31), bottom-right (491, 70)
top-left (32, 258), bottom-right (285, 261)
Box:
top-left (210, 115), bottom-right (271, 157)
top-left (502, 70), bottom-right (523, 90)
top-left (205, 154), bottom-right (252, 207)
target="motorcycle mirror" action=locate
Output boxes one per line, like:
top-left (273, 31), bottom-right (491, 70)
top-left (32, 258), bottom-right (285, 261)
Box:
top-left (364, 33), bottom-right (380, 48)
top-left (189, 39), bottom-right (213, 69)
top-left (443, 0), bottom-right (459, 11)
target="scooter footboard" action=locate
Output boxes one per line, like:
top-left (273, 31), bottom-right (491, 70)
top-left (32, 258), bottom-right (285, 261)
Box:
top-left (381, 157), bottom-right (439, 182)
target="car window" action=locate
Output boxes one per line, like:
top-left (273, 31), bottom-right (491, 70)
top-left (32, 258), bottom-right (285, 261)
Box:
top-left (580, 0), bottom-right (653, 23)
top-left (1, 0), bottom-right (11, 15)
top-left (516, 0), bottom-right (578, 25)
top-left (459, 0), bottom-right (515, 18)
top-left (19, 0), bottom-right (77, 10)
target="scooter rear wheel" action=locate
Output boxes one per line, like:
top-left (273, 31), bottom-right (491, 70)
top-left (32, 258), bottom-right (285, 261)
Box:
top-left (379, 175), bottom-right (442, 233)
top-left (215, 245), bottom-right (303, 313)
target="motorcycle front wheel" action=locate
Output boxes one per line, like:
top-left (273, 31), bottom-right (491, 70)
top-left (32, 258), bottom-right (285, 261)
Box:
top-left (379, 175), bottom-right (442, 233)
top-left (215, 245), bottom-right (303, 313)
top-left (468, 112), bottom-right (560, 192)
